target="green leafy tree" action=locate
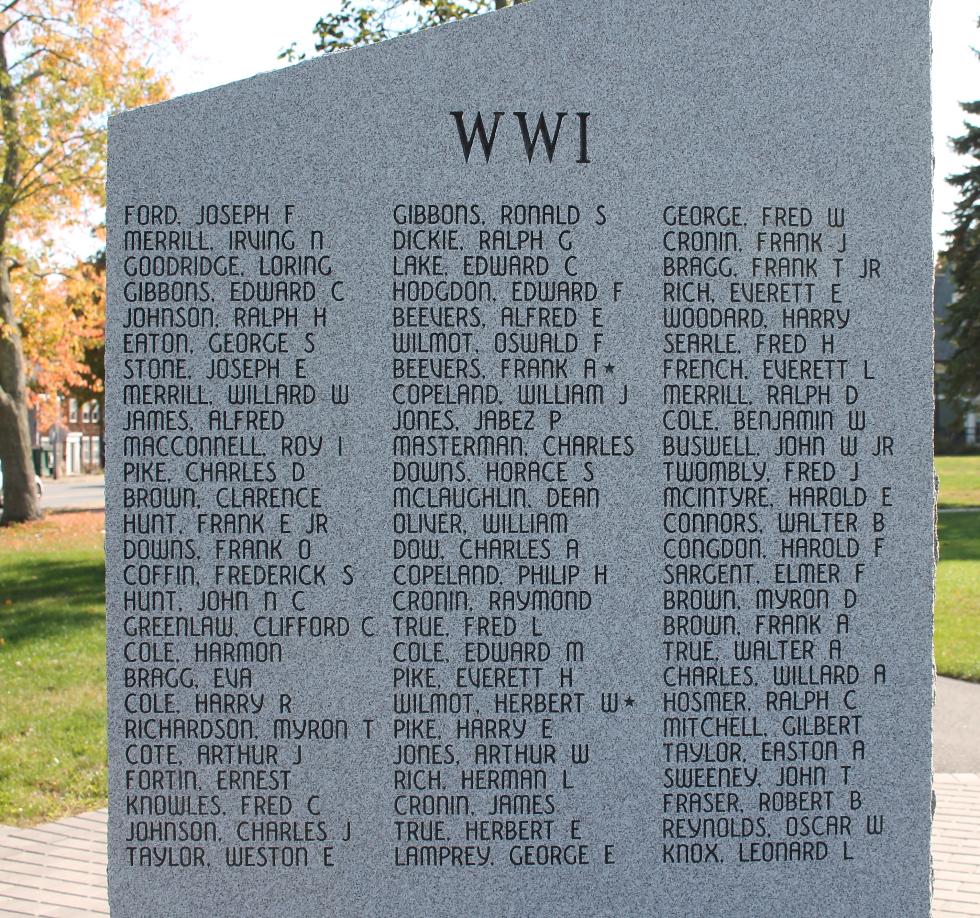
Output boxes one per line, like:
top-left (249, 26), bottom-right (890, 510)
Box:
top-left (281, 0), bottom-right (529, 59)
top-left (943, 88), bottom-right (980, 416)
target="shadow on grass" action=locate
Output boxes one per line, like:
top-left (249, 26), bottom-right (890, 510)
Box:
top-left (0, 557), bottom-right (105, 648)
top-left (938, 511), bottom-right (980, 562)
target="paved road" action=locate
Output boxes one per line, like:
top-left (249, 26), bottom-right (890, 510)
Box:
top-left (41, 474), bottom-right (104, 511)
top-left (937, 675), bottom-right (980, 772)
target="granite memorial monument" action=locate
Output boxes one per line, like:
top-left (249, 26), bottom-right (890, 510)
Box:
top-left (106, 1), bottom-right (934, 914)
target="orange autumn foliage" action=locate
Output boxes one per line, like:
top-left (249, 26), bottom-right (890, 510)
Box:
top-left (18, 249), bottom-right (106, 429)
top-left (0, 0), bottom-right (180, 415)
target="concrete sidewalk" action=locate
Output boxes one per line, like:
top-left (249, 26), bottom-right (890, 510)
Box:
top-left (0, 778), bottom-right (978, 917)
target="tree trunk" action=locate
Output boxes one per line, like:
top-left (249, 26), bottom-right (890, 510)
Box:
top-left (0, 259), bottom-right (41, 523)
top-left (0, 29), bottom-right (38, 523)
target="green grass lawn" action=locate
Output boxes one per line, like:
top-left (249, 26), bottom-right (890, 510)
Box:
top-left (936, 454), bottom-right (980, 508)
top-left (937, 508), bottom-right (980, 682)
top-left (0, 511), bottom-right (106, 825)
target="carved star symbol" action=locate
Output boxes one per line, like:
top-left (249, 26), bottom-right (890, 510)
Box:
top-left (604, 363), bottom-right (616, 374)
top-left (624, 696), bottom-right (635, 707)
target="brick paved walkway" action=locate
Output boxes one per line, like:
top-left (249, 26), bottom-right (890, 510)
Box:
top-left (0, 811), bottom-right (107, 916)
top-left (934, 774), bottom-right (980, 917)
top-left (1, 779), bottom-right (978, 916)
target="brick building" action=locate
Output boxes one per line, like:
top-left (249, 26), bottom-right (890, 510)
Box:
top-left (31, 395), bottom-right (103, 477)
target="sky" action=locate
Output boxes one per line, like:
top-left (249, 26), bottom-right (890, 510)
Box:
top-left (170, 1), bottom-right (977, 256)
top-left (932, 0), bottom-right (979, 253)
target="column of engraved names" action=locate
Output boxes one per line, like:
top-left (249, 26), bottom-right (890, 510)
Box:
top-left (656, 203), bottom-right (896, 868)
top-left (118, 202), bottom-right (350, 873)
top-left (389, 201), bottom-right (631, 870)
